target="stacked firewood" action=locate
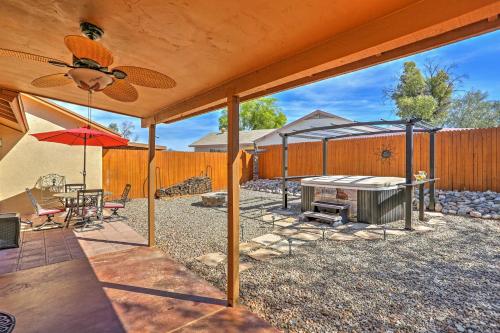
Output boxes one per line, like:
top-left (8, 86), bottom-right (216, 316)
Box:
top-left (156, 176), bottom-right (212, 198)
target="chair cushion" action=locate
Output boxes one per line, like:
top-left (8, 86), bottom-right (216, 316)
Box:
top-left (38, 208), bottom-right (64, 216)
top-left (104, 202), bottom-right (125, 209)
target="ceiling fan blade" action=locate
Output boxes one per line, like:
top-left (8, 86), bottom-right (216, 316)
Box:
top-left (102, 79), bottom-right (138, 102)
top-left (64, 35), bottom-right (113, 67)
top-left (31, 73), bottom-right (73, 88)
top-left (113, 66), bottom-right (176, 89)
top-left (0, 48), bottom-right (65, 64)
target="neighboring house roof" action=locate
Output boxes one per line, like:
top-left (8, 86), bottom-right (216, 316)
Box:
top-left (190, 129), bottom-right (274, 147)
top-left (254, 110), bottom-right (352, 144)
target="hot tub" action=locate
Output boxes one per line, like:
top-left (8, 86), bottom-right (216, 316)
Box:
top-left (301, 176), bottom-right (406, 224)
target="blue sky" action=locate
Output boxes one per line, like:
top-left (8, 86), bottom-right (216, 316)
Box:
top-left (53, 30), bottom-right (499, 151)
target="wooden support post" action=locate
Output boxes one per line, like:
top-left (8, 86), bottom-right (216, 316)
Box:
top-left (405, 121), bottom-right (414, 230)
top-left (428, 131), bottom-right (436, 211)
top-left (419, 183), bottom-right (425, 221)
top-left (227, 95), bottom-right (240, 307)
top-left (282, 135), bottom-right (288, 209)
top-left (148, 124), bottom-right (156, 247)
top-left (322, 138), bottom-right (328, 176)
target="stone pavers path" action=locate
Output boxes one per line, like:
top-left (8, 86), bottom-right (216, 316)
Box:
top-left (194, 212), bottom-right (446, 267)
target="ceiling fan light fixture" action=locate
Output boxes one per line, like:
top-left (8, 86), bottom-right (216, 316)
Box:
top-left (67, 68), bottom-right (113, 92)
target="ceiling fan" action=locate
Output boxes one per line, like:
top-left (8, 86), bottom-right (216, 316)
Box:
top-left (0, 22), bottom-right (176, 102)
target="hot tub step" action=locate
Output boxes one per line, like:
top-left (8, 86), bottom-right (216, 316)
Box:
top-left (311, 201), bottom-right (349, 210)
top-left (303, 211), bottom-right (342, 223)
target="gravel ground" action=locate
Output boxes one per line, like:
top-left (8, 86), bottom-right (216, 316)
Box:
top-left (123, 190), bottom-right (500, 333)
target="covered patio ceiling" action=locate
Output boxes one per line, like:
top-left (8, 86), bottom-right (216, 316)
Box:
top-left (0, 0), bottom-right (498, 126)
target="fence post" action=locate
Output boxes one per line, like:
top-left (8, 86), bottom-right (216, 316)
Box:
top-left (322, 138), bottom-right (328, 176)
top-left (405, 120), bottom-right (414, 230)
top-left (282, 134), bottom-right (288, 209)
top-left (429, 131), bottom-right (436, 211)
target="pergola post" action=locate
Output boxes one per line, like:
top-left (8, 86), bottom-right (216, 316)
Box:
top-left (322, 138), bottom-right (328, 176)
top-left (227, 95), bottom-right (240, 307)
top-left (281, 134), bottom-right (288, 209)
top-left (405, 120), bottom-right (414, 230)
top-left (428, 131), bottom-right (436, 211)
top-left (147, 124), bottom-right (156, 247)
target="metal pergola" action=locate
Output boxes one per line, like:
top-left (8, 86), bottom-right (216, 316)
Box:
top-left (280, 118), bottom-right (442, 229)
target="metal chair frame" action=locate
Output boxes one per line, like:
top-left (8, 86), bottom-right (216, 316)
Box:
top-left (106, 184), bottom-right (131, 217)
top-left (75, 189), bottom-right (104, 231)
top-left (63, 183), bottom-right (86, 227)
top-left (35, 174), bottom-right (66, 206)
top-left (25, 188), bottom-right (63, 230)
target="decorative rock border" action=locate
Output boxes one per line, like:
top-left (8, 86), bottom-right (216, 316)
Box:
top-left (416, 188), bottom-right (500, 220)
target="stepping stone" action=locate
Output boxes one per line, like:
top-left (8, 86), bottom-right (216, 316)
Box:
top-left (224, 262), bottom-right (254, 273)
top-left (345, 222), bottom-right (370, 230)
top-left (195, 252), bottom-right (226, 267)
top-left (262, 214), bottom-right (282, 222)
top-left (425, 212), bottom-right (444, 217)
top-left (292, 232), bottom-right (321, 241)
top-left (248, 248), bottom-right (282, 261)
top-left (239, 262), bottom-right (253, 272)
top-left (353, 230), bottom-right (382, 240)
top-left (239, 242), bottom-right (260, 254)
top-left (329, 233), bottom-right (358, 241)
top-left (371, 228), bottom-right (408, 236)
top-left (300, 222), bottom-right (330, 234)
top-left (274, 219), bottom-right (295, 227)
top-left (251, 233), bottom-right (283, 246)
top-left (269, 239), bottom-right (306, 253)
top-left (427, 218), bottom-right (446, 225)
top-left (413, 225), bottom-right (434, 233)
top-left (273, 228), bottom-right (298, 237)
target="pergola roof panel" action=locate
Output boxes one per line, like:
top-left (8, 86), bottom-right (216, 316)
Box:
top-left (0, 0), bottom-right (498, 124)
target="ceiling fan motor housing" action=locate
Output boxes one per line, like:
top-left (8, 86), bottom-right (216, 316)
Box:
top-left (80, 22), bottom-right (104, 40)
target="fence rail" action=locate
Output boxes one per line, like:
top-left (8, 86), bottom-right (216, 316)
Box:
top-left (258, 127), bottom-right (499, 192)
top-left (102, 149), bottom-right (253, 199)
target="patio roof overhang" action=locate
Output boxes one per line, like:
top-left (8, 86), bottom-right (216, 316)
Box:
top-left (0, 0), bottom-right (498, 126)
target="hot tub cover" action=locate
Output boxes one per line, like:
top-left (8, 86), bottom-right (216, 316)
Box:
top-left (301, 176), bottom-right (405, 190)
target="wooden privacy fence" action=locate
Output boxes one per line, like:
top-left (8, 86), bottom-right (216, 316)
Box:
top-left (102, 149), bottom-right (253, 199)
top-left (259, 127), bottom-right (499, 192)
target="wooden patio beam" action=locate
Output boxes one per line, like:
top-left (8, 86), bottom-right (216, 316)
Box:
top-left (147, 124), bottom-right (156, 247)
top-left (143, 0), bottom-right (500, 126)
top-left (226, 95), bottom-right (240, 307)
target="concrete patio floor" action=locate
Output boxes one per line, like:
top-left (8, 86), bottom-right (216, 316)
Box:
top-left (0, 217), bottom-right (278, 333)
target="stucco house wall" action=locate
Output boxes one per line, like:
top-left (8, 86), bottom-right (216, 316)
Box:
top-left (0, 95), bottom-right (102, 214)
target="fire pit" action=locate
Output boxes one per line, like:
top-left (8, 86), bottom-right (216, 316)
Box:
top-left (201, 192), bottom-right (227, 207)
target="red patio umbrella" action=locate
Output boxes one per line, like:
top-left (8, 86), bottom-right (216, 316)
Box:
top-left (31, 126), bottom-right (128, 185)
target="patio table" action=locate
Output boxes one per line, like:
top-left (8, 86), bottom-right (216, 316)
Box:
top-left (53, 191), bottom-right (112, 227)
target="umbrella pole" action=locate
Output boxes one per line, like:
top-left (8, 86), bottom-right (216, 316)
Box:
top-left (83, 135), bottom-right (87, 186)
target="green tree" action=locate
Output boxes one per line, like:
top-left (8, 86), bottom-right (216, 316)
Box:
top-left (446, 90), bottom-right (500, 128)
top-left (108, 121), bottom-right (139, 141)
top-left (389, 61), bottom-right (457, 125)
top-left (218, 97), bottom-right (287, 130)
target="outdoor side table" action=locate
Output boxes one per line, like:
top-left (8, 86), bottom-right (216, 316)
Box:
top-left (0, 213), bottom-right (21, 249)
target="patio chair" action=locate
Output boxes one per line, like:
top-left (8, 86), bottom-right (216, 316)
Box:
top-left (75, 189), bottom-right (104, 231)
top-left (25, 188), bottom-right (64, 230)
top-left (104, 184), bottom-right (131, 217)
top-left (35, 174), bottom-right (66, 206)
